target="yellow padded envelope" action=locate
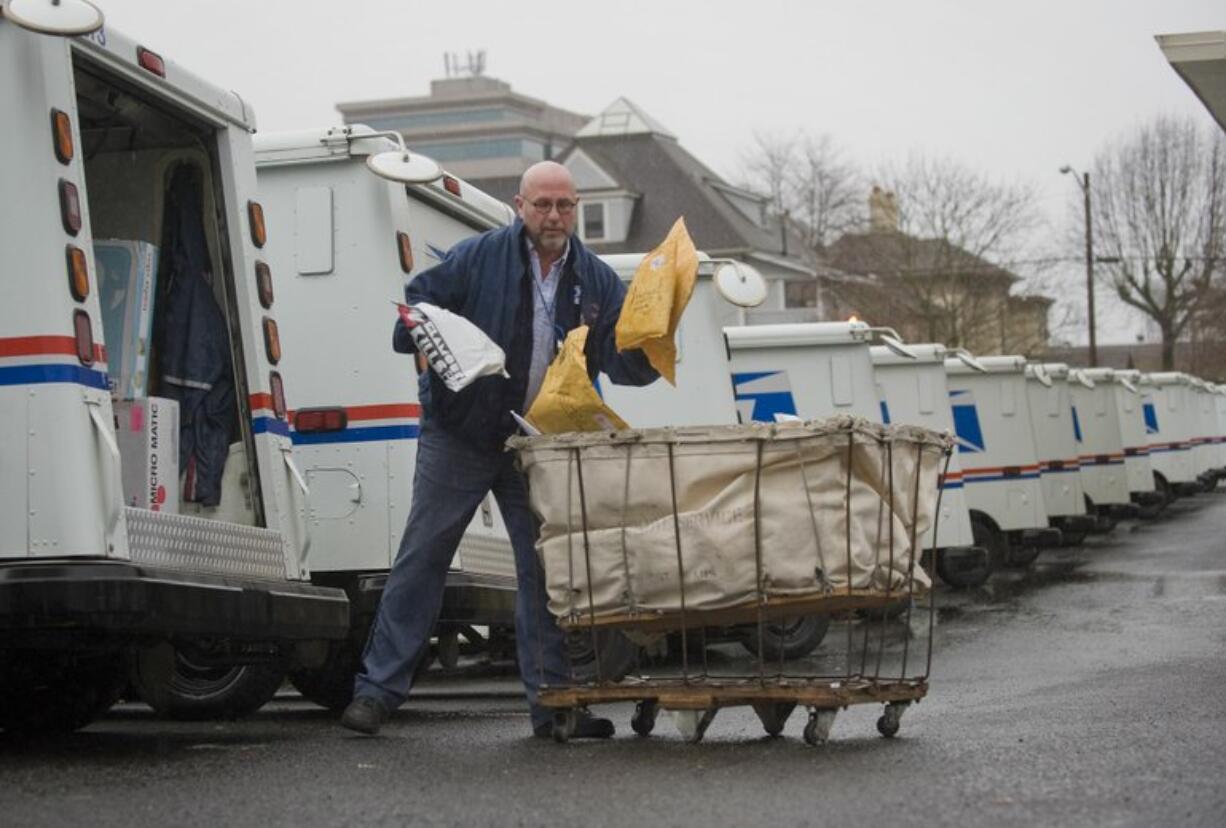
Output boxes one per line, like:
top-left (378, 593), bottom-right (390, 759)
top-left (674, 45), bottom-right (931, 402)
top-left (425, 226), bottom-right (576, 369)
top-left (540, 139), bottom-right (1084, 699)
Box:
top-left (526, 325), bottom-right (628, 434)
top-left (614, 217), bottom-right (699, 385)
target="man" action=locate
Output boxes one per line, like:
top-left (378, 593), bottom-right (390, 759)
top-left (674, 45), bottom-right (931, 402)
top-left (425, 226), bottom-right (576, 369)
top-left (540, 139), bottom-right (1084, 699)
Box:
top-left (341, 161), bottom-right (658, 737)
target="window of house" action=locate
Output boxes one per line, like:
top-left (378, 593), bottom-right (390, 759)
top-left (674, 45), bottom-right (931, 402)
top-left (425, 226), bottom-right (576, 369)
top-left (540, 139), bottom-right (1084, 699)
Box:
top-left (582, 201), bottom-right (606, 241)
top-left (785, 281), bottom-right (818, 308)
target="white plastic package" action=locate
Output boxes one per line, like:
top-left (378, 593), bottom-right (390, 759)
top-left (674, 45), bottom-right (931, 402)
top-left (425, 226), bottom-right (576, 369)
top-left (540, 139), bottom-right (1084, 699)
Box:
top-left (397, 300), bottom-right (510, 392)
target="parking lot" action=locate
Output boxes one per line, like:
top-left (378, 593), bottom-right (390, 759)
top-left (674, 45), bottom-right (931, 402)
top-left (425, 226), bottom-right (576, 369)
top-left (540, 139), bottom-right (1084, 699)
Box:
top-left (3, 493), bottom-right (1224, 828)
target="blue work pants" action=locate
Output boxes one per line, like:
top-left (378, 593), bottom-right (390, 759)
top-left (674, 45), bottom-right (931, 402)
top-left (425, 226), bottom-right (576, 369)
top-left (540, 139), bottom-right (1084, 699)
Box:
top-left (353, 420), bottom-right (568, 728)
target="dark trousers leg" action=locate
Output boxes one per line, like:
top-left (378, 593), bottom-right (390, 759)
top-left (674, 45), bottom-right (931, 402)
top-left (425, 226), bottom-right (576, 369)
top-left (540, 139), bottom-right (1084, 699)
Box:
top-left (492, 462), bottom-right (570, 729)
top-left (353, 424), bottom-right (493, 707)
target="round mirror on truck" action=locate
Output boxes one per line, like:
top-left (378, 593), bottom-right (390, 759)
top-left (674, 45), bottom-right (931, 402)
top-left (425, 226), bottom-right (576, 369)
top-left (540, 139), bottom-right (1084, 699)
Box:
top-left (365, 150), bottom-right (443, 185)
top-left (713, 261), bottom-right (768, 308)
top-left (2, 0), bottom-right (104, 35)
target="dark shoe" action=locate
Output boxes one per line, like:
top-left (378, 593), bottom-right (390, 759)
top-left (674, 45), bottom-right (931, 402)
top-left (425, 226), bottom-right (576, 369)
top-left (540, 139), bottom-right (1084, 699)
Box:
top-left (533, 708), bottom-right (615, 740)
top-left (341, 695), bottom-right (389, 735)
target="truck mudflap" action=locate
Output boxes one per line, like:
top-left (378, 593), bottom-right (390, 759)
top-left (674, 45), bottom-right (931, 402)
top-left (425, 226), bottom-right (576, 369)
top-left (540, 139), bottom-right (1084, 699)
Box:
top-left (0, 561), bottom-right (348, 642)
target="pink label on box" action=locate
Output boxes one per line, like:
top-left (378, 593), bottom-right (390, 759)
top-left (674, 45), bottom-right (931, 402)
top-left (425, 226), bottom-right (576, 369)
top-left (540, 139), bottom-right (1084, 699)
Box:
top-left (129, 404), bottom-right (144, 432)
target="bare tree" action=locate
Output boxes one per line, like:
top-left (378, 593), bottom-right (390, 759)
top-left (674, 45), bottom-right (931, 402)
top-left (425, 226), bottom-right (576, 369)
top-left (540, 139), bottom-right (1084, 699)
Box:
top-left (739, 130), bottom-right (863, 249)
top-left (823, 152), bottom-right (1047, 355)
top-left (1090, 115), bottom-right (1226, 371)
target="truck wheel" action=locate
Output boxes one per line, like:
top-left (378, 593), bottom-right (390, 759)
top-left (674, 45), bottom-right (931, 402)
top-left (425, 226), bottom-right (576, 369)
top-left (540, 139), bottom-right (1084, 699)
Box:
top-left (739, 615), bottom-right (831, 661)
top-left (0, 653), bottom-right (128, 734)
top-left (937, 514), bottom-right (998, 589)
top-left (567, 629), bottom-right (640, 683)
top-left (136, 650), bottom-right (286, 720)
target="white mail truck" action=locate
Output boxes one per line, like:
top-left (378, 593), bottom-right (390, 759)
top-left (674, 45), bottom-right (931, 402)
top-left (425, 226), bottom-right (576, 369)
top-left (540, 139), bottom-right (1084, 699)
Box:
top-left (1189, 378), bottom-right (1225, 488)
top-left (0, 10), bottom-right (348, 731)
top-left (871, 345), bottom-right (989, 588)
top-left (1084, 368), bottom-right (1165, 515)
top-left (1139, 372), bottom-right (1201, 497)
top-left (944, 356), bottom-right (1061, 569)
top-left (1023, 364), bottom-right (1095, 544)
top-left (1068, 369), bottom-right (1132, 525)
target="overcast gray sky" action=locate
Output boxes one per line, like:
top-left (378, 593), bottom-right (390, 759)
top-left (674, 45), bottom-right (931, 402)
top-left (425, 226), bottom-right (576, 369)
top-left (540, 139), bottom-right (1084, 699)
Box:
top-left (97, 0), bottom-right (1223, 344)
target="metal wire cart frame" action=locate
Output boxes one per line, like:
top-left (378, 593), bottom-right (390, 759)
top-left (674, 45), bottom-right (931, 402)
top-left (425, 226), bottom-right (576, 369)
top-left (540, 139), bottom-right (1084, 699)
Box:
top-left (510, 418), bottom-right (952, 745)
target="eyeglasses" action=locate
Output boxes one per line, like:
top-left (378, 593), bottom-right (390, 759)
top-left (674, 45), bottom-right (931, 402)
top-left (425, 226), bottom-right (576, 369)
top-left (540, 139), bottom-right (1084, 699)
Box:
top-left (521, 197), bottom-right (579, 216)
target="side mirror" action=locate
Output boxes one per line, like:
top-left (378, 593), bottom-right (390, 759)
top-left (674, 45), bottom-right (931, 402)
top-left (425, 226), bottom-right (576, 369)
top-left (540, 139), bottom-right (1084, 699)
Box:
top-left (2, 0), bottom-right (104, 35)
top-left (868, 328), bottom-right (918, 359)
top-left (954, 348), bottom-right (988, 373)
top-left (1119, 376), bottom-right (1138, 394)
top-left (1032, 365), bottom-right (1053, 388)
top-left (712, 260), bottom-right (767, 308)
top-left (349, 129), bottom-right (443, 185)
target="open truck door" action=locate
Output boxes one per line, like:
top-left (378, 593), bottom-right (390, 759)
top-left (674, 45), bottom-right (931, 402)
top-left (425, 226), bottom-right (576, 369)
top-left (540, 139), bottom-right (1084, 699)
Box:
top-left (0, 17), bottom-right (347, 731)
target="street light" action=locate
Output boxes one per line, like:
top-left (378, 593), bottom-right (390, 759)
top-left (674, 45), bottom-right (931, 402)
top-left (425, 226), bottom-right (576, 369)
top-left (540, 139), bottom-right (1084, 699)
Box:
top-left (1060, 165), bottom-right (1097, 367)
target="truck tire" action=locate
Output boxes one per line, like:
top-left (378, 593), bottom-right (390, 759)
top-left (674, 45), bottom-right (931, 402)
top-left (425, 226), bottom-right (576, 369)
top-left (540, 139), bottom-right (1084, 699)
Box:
top-left (739, 615), bottom-right (831, 661)
top-left (0, 653), bottom-right (128, 734)
top-left (936, 514), bottom-right (998, 589)
top-left (136, 651), bottom-right (286, 720)
top-left (567, 629), bottom-right (639, 682)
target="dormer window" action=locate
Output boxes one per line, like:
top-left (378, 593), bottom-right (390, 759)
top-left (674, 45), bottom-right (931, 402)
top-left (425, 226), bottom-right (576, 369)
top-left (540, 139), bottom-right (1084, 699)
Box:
top-left (582, 201), bottom-right (606, 241)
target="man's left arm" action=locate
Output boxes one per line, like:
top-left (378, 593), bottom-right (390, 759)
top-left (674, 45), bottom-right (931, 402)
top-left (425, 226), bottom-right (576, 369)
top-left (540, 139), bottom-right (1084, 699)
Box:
top-left (585, 263), bottom-right (659, 387)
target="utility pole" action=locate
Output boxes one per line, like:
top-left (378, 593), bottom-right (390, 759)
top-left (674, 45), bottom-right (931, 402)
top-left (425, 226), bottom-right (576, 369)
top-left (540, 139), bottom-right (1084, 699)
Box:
top-left (1061, 165), bottom-right (1097, 367)
top-left (1082, 171), bottom-right (1096, 367)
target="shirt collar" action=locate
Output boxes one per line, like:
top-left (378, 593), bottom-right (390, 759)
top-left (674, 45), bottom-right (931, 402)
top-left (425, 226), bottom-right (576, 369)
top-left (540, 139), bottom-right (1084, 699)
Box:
top-left (526, 236), bottom-right (570, 279)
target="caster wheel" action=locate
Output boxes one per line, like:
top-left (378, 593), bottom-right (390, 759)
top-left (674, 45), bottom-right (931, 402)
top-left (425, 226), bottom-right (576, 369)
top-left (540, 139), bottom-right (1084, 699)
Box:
top-left (876, 714), bottom-right (900, 738)
top-left (876, 702), bottom-right (907, 738)
top-left (803, 709), bottom-right (836, 746)
top-left (551, 709), bottom-right (574, 744)
top-left (631, 700), bottom-right (658, 737)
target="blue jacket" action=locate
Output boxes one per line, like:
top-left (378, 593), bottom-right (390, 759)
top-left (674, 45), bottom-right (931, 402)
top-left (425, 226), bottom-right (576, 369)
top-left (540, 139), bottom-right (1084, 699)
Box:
top-left (394, 220), bottom-right (658, 451)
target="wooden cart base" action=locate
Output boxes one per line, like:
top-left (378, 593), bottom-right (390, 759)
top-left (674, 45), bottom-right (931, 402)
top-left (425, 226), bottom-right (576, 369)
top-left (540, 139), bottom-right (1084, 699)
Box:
top-left (539, 679), bottom-right (926, 745)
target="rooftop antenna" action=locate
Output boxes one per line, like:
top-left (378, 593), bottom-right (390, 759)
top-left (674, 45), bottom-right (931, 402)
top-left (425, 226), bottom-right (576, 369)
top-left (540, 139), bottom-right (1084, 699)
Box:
top-left (444, 50), bottom-right (487, 78)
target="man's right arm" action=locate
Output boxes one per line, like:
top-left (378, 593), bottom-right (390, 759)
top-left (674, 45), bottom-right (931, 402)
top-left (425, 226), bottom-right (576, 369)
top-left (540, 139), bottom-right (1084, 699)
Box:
top-left (392, 244), bottom-right (471, 354)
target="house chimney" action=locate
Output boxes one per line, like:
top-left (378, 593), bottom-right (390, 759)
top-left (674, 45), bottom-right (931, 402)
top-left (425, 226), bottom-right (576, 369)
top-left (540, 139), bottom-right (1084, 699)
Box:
top-left (868, 186), bottom-right (898, 233)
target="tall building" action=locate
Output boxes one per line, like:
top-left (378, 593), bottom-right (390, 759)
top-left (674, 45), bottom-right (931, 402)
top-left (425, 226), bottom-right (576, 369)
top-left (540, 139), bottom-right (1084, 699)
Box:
top-left (336, 74), bottom-right (588, 203)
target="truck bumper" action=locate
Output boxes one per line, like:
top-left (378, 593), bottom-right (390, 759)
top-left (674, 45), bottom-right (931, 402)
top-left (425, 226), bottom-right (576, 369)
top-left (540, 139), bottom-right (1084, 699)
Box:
top-left (1131, 490), bottom-right (1165, 507)
top-left (0, 560), bottom-right (349, 643)
top-left (356, 570), bottom-right (517, 626)
top-left (1017, 527), bottom-right (1063, 549)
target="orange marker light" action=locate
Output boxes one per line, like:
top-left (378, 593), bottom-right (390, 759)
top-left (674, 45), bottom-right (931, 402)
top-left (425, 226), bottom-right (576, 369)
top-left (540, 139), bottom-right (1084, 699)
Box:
top-left (255, 260), bottom-right (274, 308)
top-left (59, 179), bottom-right (82, 235)
top-left (269, 372), bottom-right (287, 420)
top-left (73, 310), bottom-right (94, 366)
top-left (66, 245), bottom-right (89, 301)
top-left (50, 109), bottom-right (74, 164)
top-left (443, 175), bottom-right (461, 196)
top-left (262, 317), bottom-right (281, 365)
top-left (248, 200), bottom-right (267, 248)
top-left (396, 231), bottom-right (413, 273)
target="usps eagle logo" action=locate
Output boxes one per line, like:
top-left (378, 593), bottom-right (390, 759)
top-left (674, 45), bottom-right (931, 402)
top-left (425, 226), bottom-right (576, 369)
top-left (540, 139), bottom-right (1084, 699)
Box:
top-left (732, 371), bottom-right (797, 423)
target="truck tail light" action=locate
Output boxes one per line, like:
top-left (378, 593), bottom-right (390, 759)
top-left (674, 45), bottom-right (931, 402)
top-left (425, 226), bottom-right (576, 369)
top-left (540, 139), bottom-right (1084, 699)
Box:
top-left (294, 407), bottom-right (348, 433)
top-left (248, 200), bottom-right (266, 248)
top-left (50, 108), bottom-right (74, 164)
top-left (59, 179), bottom-right (82, 235)
top-left (269, 372), bottom-right (287, 419)
top-left (262, 317), bottom-right (281, 364)
top-left (137, 47), bottom-right (166, 78)
top-left (396, 231), bottom-right (413, 273)
top-left (66, 244), bottom-right (89, 301)
top-left (73, 310), bottom-right (94, 365)
top-left (442, 175), bottom-right (461, 196)
top-left (255, 260), bottom-right (274, 308)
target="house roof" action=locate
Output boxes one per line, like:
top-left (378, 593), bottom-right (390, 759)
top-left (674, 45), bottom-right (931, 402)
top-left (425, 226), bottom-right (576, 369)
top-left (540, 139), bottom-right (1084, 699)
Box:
top-left (559, 127), bottom-right (814, 273)
top-left (826, 231), bottom-right (1016, 285)
top-left (575, 97), bottom-right (676, 139)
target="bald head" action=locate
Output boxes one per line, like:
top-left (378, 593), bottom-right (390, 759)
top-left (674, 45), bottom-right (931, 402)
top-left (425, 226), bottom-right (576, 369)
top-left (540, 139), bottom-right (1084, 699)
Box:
top-left (514, 161), bottom-right (579, 258)
top-left (519, 161), bottom-right (575, 197)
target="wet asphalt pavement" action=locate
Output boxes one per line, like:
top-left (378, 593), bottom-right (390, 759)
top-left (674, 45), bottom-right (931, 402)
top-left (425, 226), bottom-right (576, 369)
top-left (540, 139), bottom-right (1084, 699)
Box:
top-left (2, 492), bottom-right (1225, 827)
